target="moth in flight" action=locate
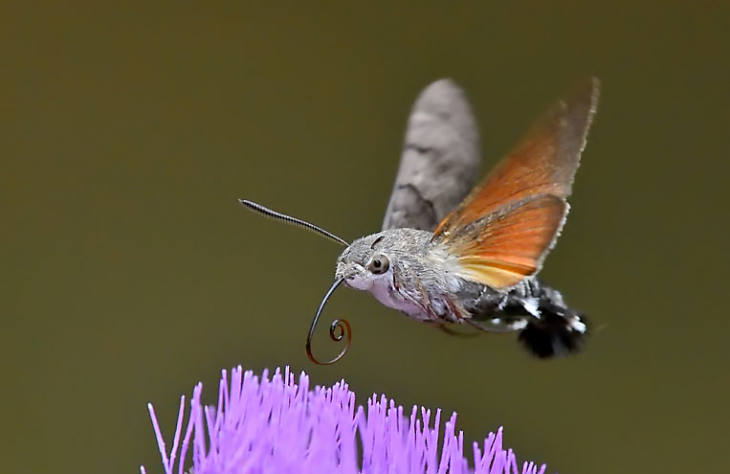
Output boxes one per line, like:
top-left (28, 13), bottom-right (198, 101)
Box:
top-left (242, 78), bottom-right (599, 364)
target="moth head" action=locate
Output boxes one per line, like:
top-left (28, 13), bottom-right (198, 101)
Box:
top-left (336, 233), bottom-right (393, 290)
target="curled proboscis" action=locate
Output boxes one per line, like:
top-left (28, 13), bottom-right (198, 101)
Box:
top-left (306, 278), bottom-right (351, 365)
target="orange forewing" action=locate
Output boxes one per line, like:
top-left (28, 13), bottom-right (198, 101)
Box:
top-left (434, 79), bottom-right (597, 239)
top-left (434, 79), bottom-right (598, 289)
top-left (451, 195), bottom-right (567, 289)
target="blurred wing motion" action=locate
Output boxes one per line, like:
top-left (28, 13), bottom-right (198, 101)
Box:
top-left (433, 78), bottom-right (600, 289)
top-left (382, 79), bottom-right (481, 232)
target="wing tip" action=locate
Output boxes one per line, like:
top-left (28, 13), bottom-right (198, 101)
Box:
top-left (585, 76), bottom-right (601, 120)
top-left (421, 78), bottom-right (464, 97)
top-left (413, 78), bottom-right (475, 122)
top-left (570, 76), bottom-right (601, 122)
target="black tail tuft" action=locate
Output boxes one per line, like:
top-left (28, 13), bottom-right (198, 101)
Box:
top-left (517, 308), bottom-right (588, 359)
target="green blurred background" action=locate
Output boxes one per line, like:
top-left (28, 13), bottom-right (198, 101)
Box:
top-left (2, 1), bottom-right (729, 473)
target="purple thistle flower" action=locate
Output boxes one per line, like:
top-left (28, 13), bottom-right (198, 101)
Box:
top-left (143, 366), bottom-right (547, 474)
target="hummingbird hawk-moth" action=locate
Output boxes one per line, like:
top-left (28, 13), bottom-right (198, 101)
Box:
top-left (242, 78), bottom-right (599, 365)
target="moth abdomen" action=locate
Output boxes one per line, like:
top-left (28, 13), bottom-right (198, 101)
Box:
top-left (458, 278), bottom-right (588, 358)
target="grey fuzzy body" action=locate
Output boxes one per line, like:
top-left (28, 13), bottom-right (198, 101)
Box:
top-left (335, 229), bottom-right (581, 332)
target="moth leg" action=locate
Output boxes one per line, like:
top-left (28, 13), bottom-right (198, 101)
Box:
top-left (394, 265), bottom-right (434, 318)
top-left (427, 322), bottom-right (480, 338)
top-left (414, 277), bottom-right (441, 320)
top-left (428, 296), bottom-right (480, 337)
top-left (444, 295), bottom-right (469, 323)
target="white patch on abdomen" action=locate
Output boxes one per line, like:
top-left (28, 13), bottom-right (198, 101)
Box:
top-left (570, 317), bottom-right (587, 334)
top-left (521, 297), bottom-right (540, 317)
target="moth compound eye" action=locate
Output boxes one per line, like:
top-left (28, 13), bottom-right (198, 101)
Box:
top-left (368, 254), bottom-right (390, 275)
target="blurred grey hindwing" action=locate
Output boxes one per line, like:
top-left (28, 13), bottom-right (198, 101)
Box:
top-left (382, 80), bottom-right (481, 232)
top-left (241, 78), bottom-right (599, 365)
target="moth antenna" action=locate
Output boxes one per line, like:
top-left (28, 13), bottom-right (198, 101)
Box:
top-left (306, 278), bottom-right (351, 365)
top-left (239, 199), bottom-right (350, 247)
